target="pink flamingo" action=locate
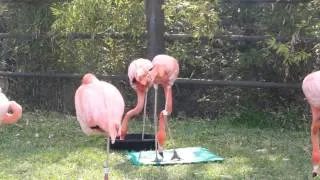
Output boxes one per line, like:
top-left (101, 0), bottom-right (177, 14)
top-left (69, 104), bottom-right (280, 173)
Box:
top-left (302, 71), bottom-right (320, 177)
top-left (149, 54), bottom-right (179, 159)
top-left (74, 73), bottom-right (125, 180)
top-left (120, 58), bottom-right (153, 140)
top-left (0, 88), bottom-right (22, 126)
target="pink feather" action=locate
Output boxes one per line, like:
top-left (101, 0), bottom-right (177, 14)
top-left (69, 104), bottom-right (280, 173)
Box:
top-left (74, 74), bottom-right (125, 144)
top-left (0, 88), bottom-right (22, 125)
top-left (152, 54), bottom-right (179, 86)
top-left (127, 58), bottom-right (153, 88)
top-left (302, 71), bottom-right (320, 108)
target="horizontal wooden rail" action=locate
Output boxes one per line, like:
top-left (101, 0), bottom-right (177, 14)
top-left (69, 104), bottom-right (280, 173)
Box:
top-left (0, 0), bottom-right (309, 3)
top-left (235, 0), bottom-right (309, 3)
top-left (177, 78), bottom-right (301, 88)
top-left (0, 32), bottom-right (318, 43)
top-left (164, 33), bottom-right (317, 43)
top-left (0, 71), bottom-right (127, 81)
top-left (0, 71), bottom-right (301, 89)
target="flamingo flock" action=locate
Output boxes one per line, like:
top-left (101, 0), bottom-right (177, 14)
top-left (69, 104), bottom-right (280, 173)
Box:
top-left (120, 55), bottom-right (179, 158)
top-left (74, 54), bottom-right (179, 178)
top-left (0, 54), bottom-right (179, 179)
top-left (4, 53), bottom-right (320, 178)
top-left (72, 59), bottom-right (320, 178)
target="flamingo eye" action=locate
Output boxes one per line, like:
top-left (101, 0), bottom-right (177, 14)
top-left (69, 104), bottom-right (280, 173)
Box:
top-left (132, 78), bottom-right (137, 84)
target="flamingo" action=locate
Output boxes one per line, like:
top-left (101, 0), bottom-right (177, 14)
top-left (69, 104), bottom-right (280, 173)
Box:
top-left (0, 88), bottom-right (22, 126)
top-left (74, 73), bottom-right (125, 180)
top-left (148, 54), bottom-right (179, 160)
top-left (120, 58), bottom-right (153, 140)
top-left (302, 71), bottom-right (320, 177)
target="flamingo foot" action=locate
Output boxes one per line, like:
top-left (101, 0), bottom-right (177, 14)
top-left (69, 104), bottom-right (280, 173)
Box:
top-left (313, 172), bottom-right (318, 177)
top-left (159, 152), bottom-right (164, 158)
top-left (313, 165), bottom-right (319, 177)
top-left (153, 157), bottom-right (162, 163)
top-left (153, 145), bottom-right (164, 162)
top-left (158, 145), bottom-right (164, 158)
top-left (171, 150), bottom-right (181, 161)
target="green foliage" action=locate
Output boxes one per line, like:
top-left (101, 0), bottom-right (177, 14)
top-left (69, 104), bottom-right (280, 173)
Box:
top-left (1, 0), bottom-right (319, 118)
top-left (164, 0), bottom-right (222, 79)
top-left (49, 0), bottom-right (145, 73)
top-left (222, 1), bottom-right (319, 83)
top-left (51, 0), bottom-right (145, 35)
top-left (266, 37), bottom-right (311, 65)
top-left (0, 3), bottom-right (55, 72)
top-left (164, 0), bottom-right (220, 37)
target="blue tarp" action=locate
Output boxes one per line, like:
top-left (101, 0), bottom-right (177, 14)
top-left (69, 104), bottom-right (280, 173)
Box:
top-left (128, 147), bottom-right (224, 166)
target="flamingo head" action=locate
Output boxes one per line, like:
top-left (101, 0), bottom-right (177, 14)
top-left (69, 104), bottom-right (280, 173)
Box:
top-left (82, 73), bottom-right (98, 84)
top-left (135, 68), bottom-right (152, 87)
top-left (149, 65), bottom-right (166, 84)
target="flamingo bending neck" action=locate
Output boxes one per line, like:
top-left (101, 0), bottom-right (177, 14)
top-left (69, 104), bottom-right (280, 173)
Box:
top-left (120, 87), bottom-right (146, 139)
top-left (2, 101), bottom-right (22, 124)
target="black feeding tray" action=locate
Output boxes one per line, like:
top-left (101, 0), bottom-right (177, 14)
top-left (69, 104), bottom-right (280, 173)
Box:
top-left (109, 133), bottom-right (155, 151)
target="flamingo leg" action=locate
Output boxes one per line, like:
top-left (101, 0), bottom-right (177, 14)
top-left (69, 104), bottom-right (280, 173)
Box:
top-left (162, 86), bottom-right (172, 139)
top-left (142, 90), bottom-right (148, 140)
top-left (153, 84), bottom-right (161, 162)
top-left (164, 85), bottom-right (173, 115)
top-left (163, 85), bottom-right (181, 160)
top-left (311, 106), bottom-right (320, 177)
top-left (104, 137), bottom-right (110, 180)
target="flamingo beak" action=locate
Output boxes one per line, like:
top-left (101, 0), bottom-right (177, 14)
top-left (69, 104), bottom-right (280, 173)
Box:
top-left (140, 77), bottom-right (148, 86)
top-left (313, 165), bottom-right (319, 177)
top-left (116, 124), bottom-right (121, 137)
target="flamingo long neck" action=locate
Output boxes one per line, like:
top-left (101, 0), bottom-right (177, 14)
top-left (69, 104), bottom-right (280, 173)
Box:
top-left (120, 87), bottom-right (146, 138)
top-left (2, 101), bottom-right (22, 124)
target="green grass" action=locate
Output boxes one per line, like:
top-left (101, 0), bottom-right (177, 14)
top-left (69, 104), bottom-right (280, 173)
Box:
top-left (0, 111), bottom-right (315, 179)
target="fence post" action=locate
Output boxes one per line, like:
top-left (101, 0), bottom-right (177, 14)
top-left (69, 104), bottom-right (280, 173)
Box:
top-left (145, 0), bottom-right (165, 123)
top-left (145, 0), bottom-right (165, 59)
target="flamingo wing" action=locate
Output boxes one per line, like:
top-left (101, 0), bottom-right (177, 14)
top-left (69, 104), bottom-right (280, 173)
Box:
top-left (75, 81), bottom-right (125, 143)
top-left (152, 54), bottom-right (179, 85)
top-left (0, 92), bottom-right (9, 118)
top-left (302, 71), bottom-right (320, 108)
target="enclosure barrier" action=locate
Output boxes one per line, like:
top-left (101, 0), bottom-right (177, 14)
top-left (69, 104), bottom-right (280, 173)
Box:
top-left (0, 32), bottom-right (318, 43)
top-left (0, 71), bottom-right (301, 89)
top-left (0, 0), bottom-right (311, 4)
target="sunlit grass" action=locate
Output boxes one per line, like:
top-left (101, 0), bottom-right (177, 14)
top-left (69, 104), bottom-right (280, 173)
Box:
top-left (0, 111), bottom-right (315, 179)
